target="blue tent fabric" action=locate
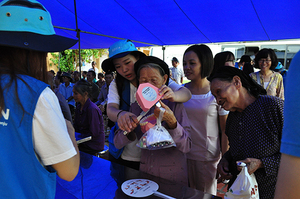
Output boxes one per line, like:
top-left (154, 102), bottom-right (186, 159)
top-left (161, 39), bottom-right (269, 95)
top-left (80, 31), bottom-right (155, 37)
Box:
top-left (37, 0), bottom-right (300, 49)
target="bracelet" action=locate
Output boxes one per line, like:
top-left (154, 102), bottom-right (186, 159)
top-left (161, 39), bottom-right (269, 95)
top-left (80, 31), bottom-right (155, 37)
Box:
top-left (117, 110), bottom-right (124, 119)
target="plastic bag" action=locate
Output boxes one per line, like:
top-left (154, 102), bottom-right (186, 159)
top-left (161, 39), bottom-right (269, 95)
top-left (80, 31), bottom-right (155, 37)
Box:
top-left (225, 162), bottom-right (259, 199)
top-left (136, 107), bottom-right (176, 150)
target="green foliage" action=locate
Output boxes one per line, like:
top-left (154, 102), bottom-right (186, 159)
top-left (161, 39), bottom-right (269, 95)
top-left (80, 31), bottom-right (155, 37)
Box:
top-left (49, 49), bottom-right (107, 72)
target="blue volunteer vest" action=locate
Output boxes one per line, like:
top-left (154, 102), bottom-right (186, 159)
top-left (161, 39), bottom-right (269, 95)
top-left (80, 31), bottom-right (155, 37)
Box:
top-left (108, 79), bottom-right (130, 159)
top-left (0, 74), bottom-right (56, 198)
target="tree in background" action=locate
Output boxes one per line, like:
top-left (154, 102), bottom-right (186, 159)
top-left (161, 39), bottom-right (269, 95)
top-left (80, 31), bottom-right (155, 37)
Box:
top-left (50, 49), bottom-right (107, 72)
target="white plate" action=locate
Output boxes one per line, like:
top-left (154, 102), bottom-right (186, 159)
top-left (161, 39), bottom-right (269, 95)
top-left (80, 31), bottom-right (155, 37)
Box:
top-left (121, 179), bottom-right (159, 198)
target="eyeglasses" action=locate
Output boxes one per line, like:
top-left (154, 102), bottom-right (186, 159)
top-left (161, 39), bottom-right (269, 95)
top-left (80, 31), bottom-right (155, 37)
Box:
top-left (258, 59), bottom-right (271, 64)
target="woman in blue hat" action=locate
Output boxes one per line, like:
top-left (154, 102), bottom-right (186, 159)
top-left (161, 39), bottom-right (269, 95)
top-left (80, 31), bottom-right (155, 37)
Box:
top-left (102, 39), bottom-right (191, 169)
top-left (0, 0), bottom-right (79, 198)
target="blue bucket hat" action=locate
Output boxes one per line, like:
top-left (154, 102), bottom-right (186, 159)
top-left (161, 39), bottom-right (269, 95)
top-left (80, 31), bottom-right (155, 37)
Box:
top-left (0, 0), bottom-right (78, 52)
top-left (102, 39), bottom-right (146, 72)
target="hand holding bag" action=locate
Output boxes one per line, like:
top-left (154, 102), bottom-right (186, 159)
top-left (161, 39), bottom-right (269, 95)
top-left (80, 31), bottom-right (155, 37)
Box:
top-left (225, 162), bottom-right (259, 199)
top-left (136, 107), bottom-right (176, 150)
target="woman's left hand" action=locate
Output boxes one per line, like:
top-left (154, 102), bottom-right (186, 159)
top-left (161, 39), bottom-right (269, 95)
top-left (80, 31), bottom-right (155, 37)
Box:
top-left (237, 158), bottom-right (264, 175)
top-left (159, 85), bottom-right (176, 102)
top-left (153, 100), bottom-right (177, 129)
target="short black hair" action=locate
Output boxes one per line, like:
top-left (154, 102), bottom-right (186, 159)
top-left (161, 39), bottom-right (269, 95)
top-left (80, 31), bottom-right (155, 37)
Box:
top-left (105, 71), bottom-right (114, 76)
top-left (214, 51), bottom-right (235, 68)
top-left (98, 72), bottom-right (104, 78)
top-left (87, 70), bottom-right (96, 77)
top-left (172, 57), bottom-right (179, 63)
top-left (184, 44), bottom-right (214, 78)
top-left (240, 55), bottom-right (251, 63)
top-left (255, 48), bottom-right (278, 70)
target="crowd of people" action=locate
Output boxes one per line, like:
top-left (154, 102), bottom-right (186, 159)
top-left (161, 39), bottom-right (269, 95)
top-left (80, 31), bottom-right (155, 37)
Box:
top-left (1, 0), bottom-right (298, 198)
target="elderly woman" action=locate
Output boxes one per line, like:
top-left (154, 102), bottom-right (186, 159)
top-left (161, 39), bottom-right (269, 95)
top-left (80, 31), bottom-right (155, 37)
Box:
top-left (208, 66), bottom-right (284, 199)
top-left (250, 48), bottom-right (284, 100)
top-left (114, 56), bottom-right (191, 185)
top-left (102, 40), bottom-right (191, 170)
top-left (73, 79), bottom-right (105, 155)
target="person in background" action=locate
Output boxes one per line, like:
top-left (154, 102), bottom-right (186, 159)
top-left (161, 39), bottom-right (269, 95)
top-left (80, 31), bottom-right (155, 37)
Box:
top-left (183, 44), bottom-right (229, 194)
top-left (97, 72), bottom-right (105, 88)
top-left (250, 48), bottom-right (284, 100)
top-left (274, 50), bottom-right (300, 199)
top-left (0, 0), bottom-right (79, 198)
top-left (59, 72), bottom-right (75, 115)
top-left (242, 62), bottom-right (254, 76)
top-left (274, 62), bottom-right (287, 88)
top-left (89, 61), bottom-right (99, 79)
top-left (86, 70), bottom-right (100, 103)
top-left (54, 72), bottom-right (62, 92)
top-left (48, 69), bottom-right (55, 76)
top-left (47, 72), bottom-right (73, 123)
top-left (82, 71), bottom-right (88, 80)
top-left (237, 55), bottom-right (251, 70)
top-left (209, 66), bottom-right (283, 199)
top-left (73, 79), bottom-right (105, 155)
top-left (170, 57), bottom-right (184, 84)
top-left (211, 51), bottom-right (235, 77)
top-left (72, 71), bottom-right (81, 83)
top-left (114, 56), bottom-right (191, 185)
top-left (96, 71), bottom-right (114, 112)
top-left (102, 39), bottom-right (191, 170)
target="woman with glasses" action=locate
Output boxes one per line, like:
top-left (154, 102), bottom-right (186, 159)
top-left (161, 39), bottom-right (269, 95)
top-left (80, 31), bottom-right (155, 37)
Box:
top-left (250, 48), bottom-right (284, 100)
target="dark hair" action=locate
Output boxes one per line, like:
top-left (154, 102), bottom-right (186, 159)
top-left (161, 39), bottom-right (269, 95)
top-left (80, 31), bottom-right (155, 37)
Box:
top-left (242, 62), bottom-right (254, 76)
top-left (208, 66), bottom-right (266, 98)
top-left (183, 44), bottom-right (214, 78)
top-left (255, 48), bottom-right (278, 70)
top-left (240, 55), bottom-right (251, 63)
top-left (211, 51), bottom-right (235, 77)
top-left (105, 71), bottom-right (114, 76)
top-left (73, 79), bottom-right (92, 97)
top-left (214, 51), bottom-right (235, 67)
top-left (172, 57), bottom-right (179, 63)
top-left (0, 46), bottom-right (47, 115)
top-left (87, 70), bottom-right (96, 78)
top-left (115, 52), bottom-right (141, 102)
top-left (98, 72), bottom-right (104, 78)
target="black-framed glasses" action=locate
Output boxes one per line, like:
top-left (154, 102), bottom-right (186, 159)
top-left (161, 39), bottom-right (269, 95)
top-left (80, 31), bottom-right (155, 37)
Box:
top-left (258, 59), bottom-right (271, 64)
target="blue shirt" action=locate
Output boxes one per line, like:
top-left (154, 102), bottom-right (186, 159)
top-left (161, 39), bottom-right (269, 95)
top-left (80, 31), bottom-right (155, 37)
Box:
top-left (281, 50), bottom-right (300, 157)
top-left (58, 82), bottom-right (75, 107)
top-left (170, 67), bottom-right (184, 85)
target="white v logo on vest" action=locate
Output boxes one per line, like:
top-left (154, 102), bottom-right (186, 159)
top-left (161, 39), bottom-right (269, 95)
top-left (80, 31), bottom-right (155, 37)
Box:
top-left (1, 109), bottom-right (9, 120)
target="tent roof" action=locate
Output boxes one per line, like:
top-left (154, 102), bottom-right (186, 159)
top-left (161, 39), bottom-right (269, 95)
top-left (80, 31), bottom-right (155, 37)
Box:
top-left (39, 0), bottom-right (300, 49)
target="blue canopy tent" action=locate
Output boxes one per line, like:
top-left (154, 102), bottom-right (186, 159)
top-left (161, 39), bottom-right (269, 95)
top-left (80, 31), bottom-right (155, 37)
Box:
top-left (39, 0), bottom-right (300, 49)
